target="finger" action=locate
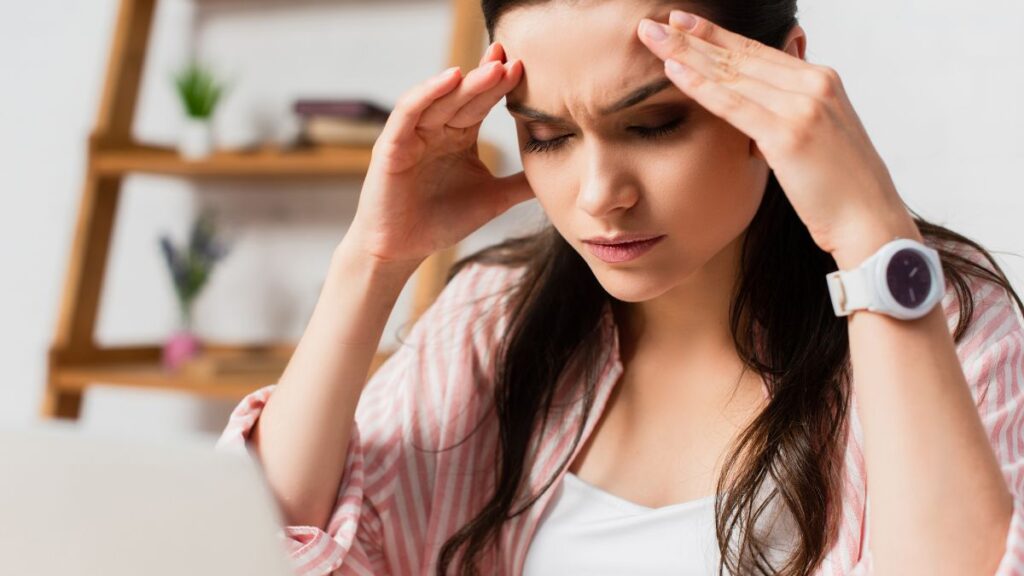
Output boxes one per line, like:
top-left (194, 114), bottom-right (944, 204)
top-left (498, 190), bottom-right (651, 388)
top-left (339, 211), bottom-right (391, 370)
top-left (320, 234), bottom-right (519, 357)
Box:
top-left (664, 58), bottom-right (784, 146)
top-left (492, 170), bottom-right (536, 212)
top-left (479, 42), bottom-right (495, 66)
top-left (640, 24), bottom-right (810, 120)
top-left (671, 50), bottom-right (812, 121)
top-left (417, 60), bottom-right (507, 130)
top-left (478, 41), bottom-right (508, 67)
top-left (376, 66), bottom-right (463, 145)
top-left (448, 59), bottom-right (523, 128)
top-left (668, 9), bottom-right (802, 70)
top-left (640, 19), bottom-right (815, 95)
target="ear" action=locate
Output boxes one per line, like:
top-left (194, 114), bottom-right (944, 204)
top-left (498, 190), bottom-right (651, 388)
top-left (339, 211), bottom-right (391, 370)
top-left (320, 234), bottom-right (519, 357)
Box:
top-left (782, 22), bottom-right (808, 61)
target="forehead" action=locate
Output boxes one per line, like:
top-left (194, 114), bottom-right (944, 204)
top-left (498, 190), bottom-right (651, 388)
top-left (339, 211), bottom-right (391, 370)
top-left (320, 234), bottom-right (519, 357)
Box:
top-left (495, 1), bottom-right (681, 118)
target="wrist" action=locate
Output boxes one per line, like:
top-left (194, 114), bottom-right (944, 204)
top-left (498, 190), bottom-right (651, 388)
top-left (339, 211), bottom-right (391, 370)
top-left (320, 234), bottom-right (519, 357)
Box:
top-left (331, 238), bottom-right (422, 295)
top-left (334, 229), bottom-right (425, 278)
top-left (830, 214), bottom-right (924, 271)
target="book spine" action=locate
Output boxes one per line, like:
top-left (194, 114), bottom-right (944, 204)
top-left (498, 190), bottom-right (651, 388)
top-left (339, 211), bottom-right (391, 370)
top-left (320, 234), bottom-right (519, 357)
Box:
top-left (294, 100), bottom-right (391, 121)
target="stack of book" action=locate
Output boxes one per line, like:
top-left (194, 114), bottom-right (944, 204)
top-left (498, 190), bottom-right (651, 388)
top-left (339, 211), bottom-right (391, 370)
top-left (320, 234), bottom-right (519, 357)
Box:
top-left (294, 98), bottom-right (393, 146)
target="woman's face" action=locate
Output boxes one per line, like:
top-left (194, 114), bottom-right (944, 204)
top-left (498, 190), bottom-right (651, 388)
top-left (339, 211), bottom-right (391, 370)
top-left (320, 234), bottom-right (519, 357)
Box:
top-left (494, 1), bottom-right (772, 303)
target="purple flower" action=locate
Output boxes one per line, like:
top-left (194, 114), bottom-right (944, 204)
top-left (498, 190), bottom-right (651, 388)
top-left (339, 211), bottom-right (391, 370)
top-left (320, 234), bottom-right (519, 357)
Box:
top-left (159, 235), bottom-right (188, 291)
top-left (157, 211), bottom-right (231, 324)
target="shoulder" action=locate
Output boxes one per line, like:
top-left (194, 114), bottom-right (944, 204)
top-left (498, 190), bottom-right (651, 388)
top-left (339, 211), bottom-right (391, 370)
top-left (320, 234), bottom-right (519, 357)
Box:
top-left (929, 237), bottom-right (1024, 399)
top-left (405, 260), bottom-right (529, 358)
top-left (366, 261), bottom-right (529, 416)
top-left (354, 261), bottom-right (528, 477)
top-left (434, 259), bottom-right (529, 315)
top-left (931, 237), bottom-right (1023, 343)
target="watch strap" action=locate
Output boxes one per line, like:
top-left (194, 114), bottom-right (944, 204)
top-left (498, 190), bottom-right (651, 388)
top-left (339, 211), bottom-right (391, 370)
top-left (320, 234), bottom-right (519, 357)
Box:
top-left (826, 265), bottom-right (873, 317)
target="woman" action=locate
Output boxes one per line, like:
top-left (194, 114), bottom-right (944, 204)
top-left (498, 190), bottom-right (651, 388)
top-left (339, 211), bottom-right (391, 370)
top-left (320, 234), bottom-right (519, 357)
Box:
top-left (217, 1), bottom-right (1024, 574)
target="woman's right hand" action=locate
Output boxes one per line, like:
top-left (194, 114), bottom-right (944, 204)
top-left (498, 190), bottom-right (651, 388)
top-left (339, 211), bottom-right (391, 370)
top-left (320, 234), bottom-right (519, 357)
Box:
top-left (345, 42), bottom-right (534, 268)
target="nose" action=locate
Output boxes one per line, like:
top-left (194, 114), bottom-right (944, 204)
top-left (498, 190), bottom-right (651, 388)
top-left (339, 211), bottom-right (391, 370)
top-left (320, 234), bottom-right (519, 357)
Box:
top-left (575, 145), bottom-right (640, 218)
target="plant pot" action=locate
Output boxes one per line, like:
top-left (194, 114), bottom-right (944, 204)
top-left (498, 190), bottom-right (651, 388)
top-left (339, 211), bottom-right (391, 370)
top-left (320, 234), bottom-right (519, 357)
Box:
top-left (179, 118), bottom-right (214, 159)
top-left (162, 329), bottom-right (204, 372)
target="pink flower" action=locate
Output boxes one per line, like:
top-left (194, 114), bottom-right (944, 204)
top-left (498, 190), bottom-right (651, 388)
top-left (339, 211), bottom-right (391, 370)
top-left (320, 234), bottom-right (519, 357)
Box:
top-left (162, 330), bottom-right (203, 371)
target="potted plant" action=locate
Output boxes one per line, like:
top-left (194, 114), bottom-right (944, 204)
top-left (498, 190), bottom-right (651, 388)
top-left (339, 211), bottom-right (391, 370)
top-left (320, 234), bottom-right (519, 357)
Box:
top-left (174, 61), bottom-right (225, 159)
top-left (158, 210), bottom-right (230, 371)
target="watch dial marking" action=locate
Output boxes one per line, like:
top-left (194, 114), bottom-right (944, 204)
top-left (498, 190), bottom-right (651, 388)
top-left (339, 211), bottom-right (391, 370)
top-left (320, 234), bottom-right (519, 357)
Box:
top-left (887, 248), bottom-right (932, 309)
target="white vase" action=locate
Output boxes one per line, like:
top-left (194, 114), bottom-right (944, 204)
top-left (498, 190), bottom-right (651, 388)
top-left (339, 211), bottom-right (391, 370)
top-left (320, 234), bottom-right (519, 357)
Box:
top-left (179, 118), bottom-right (214, 159)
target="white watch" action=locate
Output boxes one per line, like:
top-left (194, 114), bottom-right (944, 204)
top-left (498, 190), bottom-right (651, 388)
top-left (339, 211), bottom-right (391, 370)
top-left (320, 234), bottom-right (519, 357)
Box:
top-left (826, 237), bottom-right (945, 320)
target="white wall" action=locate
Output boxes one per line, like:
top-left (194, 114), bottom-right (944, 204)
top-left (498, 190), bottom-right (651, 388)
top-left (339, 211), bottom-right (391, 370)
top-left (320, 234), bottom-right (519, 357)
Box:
top-left (1, 0), bottom-right (1021, 438)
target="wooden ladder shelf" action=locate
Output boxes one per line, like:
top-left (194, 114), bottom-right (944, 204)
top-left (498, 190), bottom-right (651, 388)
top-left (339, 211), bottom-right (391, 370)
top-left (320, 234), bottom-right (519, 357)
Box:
top-left (42, 0), bottom-right (498, 419)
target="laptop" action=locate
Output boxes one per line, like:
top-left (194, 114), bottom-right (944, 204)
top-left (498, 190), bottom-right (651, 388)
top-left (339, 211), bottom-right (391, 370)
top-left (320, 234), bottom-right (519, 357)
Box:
top-left (0, 420), bottom-right (296, 576)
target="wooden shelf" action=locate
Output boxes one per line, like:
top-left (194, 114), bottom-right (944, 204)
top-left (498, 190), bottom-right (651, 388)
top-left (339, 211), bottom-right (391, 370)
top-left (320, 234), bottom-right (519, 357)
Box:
top-left (51, 349), bottom-right (394, 401)
top-left (91, 141), bottom-right (503, 178)
top-left (44, 0), bottom-right (490, 420)
top-left (54, 363), bottom-right (277, 400)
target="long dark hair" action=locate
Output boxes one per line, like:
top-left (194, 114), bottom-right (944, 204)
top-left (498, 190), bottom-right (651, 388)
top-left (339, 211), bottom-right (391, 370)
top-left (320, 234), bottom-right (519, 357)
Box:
top-left (431, 2), bottom-right (1024, 574)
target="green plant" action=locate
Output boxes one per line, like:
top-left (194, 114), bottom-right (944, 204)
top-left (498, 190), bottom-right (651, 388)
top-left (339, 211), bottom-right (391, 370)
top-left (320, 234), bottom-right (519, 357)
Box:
top-left (173, 61), bottom-right (224, 119)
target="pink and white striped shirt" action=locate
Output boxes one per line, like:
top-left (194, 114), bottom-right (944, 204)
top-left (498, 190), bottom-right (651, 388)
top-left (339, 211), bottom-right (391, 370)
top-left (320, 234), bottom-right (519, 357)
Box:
top-left (216, 247), bottom-right (1024, 576)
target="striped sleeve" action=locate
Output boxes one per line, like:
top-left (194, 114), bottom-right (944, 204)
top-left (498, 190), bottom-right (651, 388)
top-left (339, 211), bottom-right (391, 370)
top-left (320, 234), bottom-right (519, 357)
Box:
top-left (214, 261), bottom-right (520, 575)
top-left (963, 279), bottom-right (1024, 575)
top-left (216, 384), bottom-right (387, 575)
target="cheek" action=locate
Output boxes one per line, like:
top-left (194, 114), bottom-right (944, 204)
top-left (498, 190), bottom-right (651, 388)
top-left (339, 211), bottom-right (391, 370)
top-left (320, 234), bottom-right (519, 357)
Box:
top-left (519, 159), bottom-right (575, 220)
top-left (531, 184), bottom-right (578, 243)
top-left (651, 157), bottom-right (757, 220)
top-left (654, 124), bottom-right (764, 220)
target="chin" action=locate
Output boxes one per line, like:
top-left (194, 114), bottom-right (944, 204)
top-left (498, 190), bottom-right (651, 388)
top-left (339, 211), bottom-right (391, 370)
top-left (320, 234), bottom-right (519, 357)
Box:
top-left (589, 264), bottom-right (674, 303)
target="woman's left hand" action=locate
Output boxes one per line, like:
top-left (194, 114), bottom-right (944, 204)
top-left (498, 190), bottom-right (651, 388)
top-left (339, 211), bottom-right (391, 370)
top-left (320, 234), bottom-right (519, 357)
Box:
top-left (637, 10), bottom-right (922, 269)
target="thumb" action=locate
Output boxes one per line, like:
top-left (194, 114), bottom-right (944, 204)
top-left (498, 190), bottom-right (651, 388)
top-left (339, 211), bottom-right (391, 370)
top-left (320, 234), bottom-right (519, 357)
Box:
top-left (492, 170), bottom-right (535, 212)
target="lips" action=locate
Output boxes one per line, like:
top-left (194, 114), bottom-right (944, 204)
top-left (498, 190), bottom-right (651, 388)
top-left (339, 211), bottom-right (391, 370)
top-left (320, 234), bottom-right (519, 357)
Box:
top-left (583, 235), bottom-right (665, 263)
top-left (582, 233), bottom-right (665, 246)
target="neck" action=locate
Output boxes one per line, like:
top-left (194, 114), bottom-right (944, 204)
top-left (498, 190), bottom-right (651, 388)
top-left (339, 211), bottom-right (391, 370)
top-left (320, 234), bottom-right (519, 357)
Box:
top-left (609, 229), bottom-right (764, 411)
top-left (614, 228), bottom-right (747, 365)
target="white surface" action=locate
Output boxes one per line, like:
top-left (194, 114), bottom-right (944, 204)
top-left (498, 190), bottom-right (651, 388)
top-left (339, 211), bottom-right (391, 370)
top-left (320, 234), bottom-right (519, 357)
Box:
top-left (0, 421), bottom-right (294, 576)
top-left (0, 0), bottom-right (1021, 436)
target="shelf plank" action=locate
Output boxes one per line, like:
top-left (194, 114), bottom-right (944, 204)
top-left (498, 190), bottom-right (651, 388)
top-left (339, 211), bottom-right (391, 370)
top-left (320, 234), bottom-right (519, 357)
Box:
top-left (92, 143), bottom-right (373, 177)
top-left (91, 141), bottom-right (503, 178)
top-left (52, 349), bottom-right (395, 401)
top-left (55, 363), bottom-right (277, 400)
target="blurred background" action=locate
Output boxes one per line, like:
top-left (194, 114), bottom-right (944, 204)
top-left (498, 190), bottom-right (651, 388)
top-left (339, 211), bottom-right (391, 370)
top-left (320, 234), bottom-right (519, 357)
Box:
top-left (1, 0), bottom-right (1021, 441)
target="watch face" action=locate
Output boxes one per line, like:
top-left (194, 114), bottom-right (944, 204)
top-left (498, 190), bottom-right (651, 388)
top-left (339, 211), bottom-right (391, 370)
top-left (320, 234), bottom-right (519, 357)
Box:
top-left (886, 248), bottom-right (933, 308)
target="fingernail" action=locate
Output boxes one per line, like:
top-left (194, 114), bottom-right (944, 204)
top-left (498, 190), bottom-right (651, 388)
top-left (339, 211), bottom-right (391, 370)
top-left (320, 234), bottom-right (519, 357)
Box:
top-left (670, 10), bottom-right (697, 30)
top-left (666, 59), bottom-right (688, 75)
top-left (642, 20), bottom-right (668, 41)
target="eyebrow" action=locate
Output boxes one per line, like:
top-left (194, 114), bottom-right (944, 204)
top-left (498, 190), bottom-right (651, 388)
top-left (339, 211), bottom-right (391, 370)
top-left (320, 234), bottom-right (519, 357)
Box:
top-left (505, 77), bottom-right (675, 123)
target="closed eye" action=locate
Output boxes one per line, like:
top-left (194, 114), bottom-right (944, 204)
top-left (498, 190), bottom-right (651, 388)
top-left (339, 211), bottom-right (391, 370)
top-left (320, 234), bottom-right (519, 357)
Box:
top-left (522, 117), bottom-right (687, 154)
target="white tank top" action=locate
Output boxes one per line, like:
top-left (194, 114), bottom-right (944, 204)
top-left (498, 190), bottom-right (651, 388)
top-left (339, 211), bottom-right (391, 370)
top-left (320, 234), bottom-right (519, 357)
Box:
top-left (523, 471), bottom-right (797, 575)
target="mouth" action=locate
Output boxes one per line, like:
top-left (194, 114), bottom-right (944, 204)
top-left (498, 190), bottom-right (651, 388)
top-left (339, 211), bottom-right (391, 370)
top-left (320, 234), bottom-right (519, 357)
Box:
top-left (582, 235), bottom-right (666, 264)
top-left (582, 232), bottom-right (664, 245)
